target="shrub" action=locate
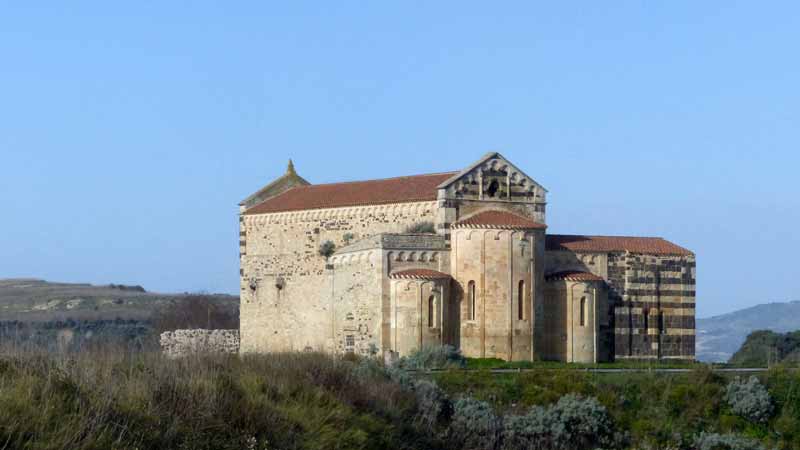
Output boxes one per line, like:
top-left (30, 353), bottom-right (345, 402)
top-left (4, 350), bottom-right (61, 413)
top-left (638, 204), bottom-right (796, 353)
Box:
top-left (386, 365), bottom-right (415, 390)
top-left (693, 432), bottom-right (766, 450)
top-left (412, 379), bottom-right (452, 432)
top-left (400, 345), bottom-right (466, 370)
top-left (725, 376), bottom-right (774, 423)
top-left (153, 294), bottom-right (238, 333)
top-left (405, 221), bottom-right (436, 234)
top-left (449, 397), bottom-right (502, 450)
top-left (318, 240), bottom-right (336, 259)
top-left (352, 357), bottom-right (386, 384)
top-left (502, 394), bottom-right (616, 450)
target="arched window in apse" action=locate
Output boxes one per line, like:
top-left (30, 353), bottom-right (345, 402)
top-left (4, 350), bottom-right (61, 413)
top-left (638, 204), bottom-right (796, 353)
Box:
top-left (518, 280), bottom-right (526, 320)
top-left (579, 297), bottom-right (587, 327)
top-left (467, 281), bottom-right (476, 320)
top-left (428, 295), bottom-right (435, 328)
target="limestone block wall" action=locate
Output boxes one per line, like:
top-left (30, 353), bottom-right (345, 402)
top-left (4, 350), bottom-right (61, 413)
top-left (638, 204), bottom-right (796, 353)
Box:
top-left (389, 278), bottom-right (451, 356)
top-left (450, 227), bottom-right (542, 361)
top-left (239, 202), bottom-right (438, 354)
top-left (542, 283), bottom-right (566, 361)
top-left (329, 250), bottom-right (383, 355)
top-left (542, 280), bottom-right (606, 363)
top-left (609, 253), bottom-right (696, 360)
top-left (160, 329), bottom-right (240, 358)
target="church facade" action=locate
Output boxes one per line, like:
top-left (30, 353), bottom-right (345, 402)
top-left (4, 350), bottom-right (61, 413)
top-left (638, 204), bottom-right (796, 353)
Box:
top-left (238, 153), bottom-right (696, 362)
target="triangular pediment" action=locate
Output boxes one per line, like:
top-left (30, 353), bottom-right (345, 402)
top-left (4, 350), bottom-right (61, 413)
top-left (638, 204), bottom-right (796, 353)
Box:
top-left (240, 160), bottom-right (310, 209)
top-left (438, 152), bottom-right (547, 202)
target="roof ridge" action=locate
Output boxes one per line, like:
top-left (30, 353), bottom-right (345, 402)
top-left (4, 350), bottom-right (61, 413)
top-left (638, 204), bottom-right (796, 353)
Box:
top-left (548, 233), bottom-right (666, 240)
top-left (291, 170), bottom-right (459, 189)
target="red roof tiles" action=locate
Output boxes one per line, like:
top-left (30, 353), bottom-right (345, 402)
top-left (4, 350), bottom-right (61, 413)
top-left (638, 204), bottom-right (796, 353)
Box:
top-left (389, 269), bottom-right (451, 280)
top-left (244, 172), bottom-right (457, 215)
top-left (545, 271), bottom-right (605, 282)
top-left (452, 210), bottom-right (547, 230)
top-left (546, 234), bottom-right (693, 256)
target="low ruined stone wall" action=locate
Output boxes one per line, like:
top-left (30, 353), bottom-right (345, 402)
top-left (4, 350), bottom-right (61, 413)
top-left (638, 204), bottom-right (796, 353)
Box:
top-left (160, 329), bottom-right (240, 357)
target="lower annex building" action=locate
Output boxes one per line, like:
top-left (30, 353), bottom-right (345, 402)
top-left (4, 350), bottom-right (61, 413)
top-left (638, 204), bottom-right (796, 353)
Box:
top-left (238, 153), bottom-right (696, 362)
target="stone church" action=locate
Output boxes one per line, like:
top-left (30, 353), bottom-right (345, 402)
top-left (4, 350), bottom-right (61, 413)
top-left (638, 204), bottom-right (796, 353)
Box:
top-left (238, 153), bottom-right (695, 362)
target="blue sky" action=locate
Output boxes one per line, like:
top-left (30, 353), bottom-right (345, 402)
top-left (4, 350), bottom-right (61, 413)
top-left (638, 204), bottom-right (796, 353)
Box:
top-left (1, 2), bottom-right (798, 317)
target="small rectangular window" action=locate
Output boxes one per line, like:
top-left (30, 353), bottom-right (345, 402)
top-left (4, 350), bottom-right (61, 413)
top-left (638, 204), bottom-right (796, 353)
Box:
top-left (345, 335), bottom-right (354, 348)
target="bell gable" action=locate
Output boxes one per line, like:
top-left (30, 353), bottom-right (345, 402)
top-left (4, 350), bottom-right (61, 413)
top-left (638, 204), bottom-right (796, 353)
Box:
top-left (437, 152), bottom-right (547, 204)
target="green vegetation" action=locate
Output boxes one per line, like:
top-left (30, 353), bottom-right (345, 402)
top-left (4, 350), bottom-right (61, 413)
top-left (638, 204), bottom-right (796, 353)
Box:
top-left (465, 357), bottom-right (701, 370)
top-left (431, 365), bottom-right (800, 449)
top-left (4, 344), bottom-right (800, 449)
top-left (318, 240), bottom-right (336, 259)
top-left (0, 348), bottom-right (436, 450)
top-left (730, 330), bottom-right (800, 367)
top-left (405, 221), bottom-right (436, 234)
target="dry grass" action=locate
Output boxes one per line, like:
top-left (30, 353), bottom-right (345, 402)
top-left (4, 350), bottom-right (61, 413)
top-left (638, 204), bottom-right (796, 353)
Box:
top-left (0, 344), bottom-right (432, 450)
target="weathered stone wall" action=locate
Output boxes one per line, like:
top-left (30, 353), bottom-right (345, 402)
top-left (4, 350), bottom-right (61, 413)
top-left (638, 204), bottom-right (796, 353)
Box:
top-left (450, 227), bottom-right (541, 361)
top-left (609, 253), bottom-right (696, 360)
top-left (239, 202), bottom-right (437, 354)
top-left (329, 249), bottom-right (383, 356)
top-left (160, 329), bottom-right (240, 358)
top-left (541, 280), bottom-right (607, 363)
top-left (389, 278), bottom-right (451, 356)
top-left (545, 249), bottom-right (695, 361)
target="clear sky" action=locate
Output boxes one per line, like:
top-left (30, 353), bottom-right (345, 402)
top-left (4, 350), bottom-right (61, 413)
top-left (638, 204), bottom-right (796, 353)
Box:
top-left (1, 2), bottom-right (798, 318)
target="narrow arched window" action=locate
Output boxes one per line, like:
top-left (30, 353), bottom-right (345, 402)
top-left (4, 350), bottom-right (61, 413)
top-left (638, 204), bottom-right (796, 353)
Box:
top-left (428, 295), bottom-right (435, 328)
top-left (659, 311), bottom-right (665, 334)
top-left (643, 308), bottom-right (649, 334)
top-left (467, 281), bottom-right (476, 320)
top-left (487, 180), bottom-right (499, 197)
top-left (518, 280), bottom-right (525, 320)
top-left (579, 297), bottom-right (586, 327)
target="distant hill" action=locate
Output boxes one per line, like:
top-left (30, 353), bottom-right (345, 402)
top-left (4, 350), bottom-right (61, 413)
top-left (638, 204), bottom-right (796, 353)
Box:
top-left (0, 278), bottom-right (237, 322)
top-left (696, 300), bottom-right (800, 362)
top-left (0, 279), bottom-right (239, 350)
top-left (728, 330), bottom-right (800, 367)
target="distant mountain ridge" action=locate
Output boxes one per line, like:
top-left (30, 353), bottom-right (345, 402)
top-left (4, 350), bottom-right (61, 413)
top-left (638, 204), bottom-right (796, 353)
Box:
top-left (0, 278), bottom-right (237, 322)
top-left (696, 300), bottom-right (800, 362)
top-left (0, 279), bottom-right (239, 350)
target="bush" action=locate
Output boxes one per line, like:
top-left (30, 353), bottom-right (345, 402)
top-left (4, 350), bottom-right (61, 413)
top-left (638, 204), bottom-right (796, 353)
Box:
top-left (352, 357), bottom-right (386, 384)
top-left (400, 345), bottom-right (466, 370)
top-left (449, 397), bottom-right (502, 450)
top-left (153, 294), bottom-right (238, 333)
top-left (405, 221), bottom-right (436, 234)
top-left (693, 432), bottom-right (766, 450)
top-left (386, 365), bottom-right (415, 390)
top-left (502, 394), bottom-right (616, 450)
top-left (725, 376), bottom-right (774, 423)
top-left (318, 240), bottom-right (336, 259)
top-left (412, 379), bottom-right (452, 432)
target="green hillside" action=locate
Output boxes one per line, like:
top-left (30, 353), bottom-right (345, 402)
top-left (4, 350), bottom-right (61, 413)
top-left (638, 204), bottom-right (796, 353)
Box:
top-left (697, 301), bottom-right (800, 362)
top-left (730, 330), bottom-right (800, 367)
top-left (0, 279), bottom-right (238, 350)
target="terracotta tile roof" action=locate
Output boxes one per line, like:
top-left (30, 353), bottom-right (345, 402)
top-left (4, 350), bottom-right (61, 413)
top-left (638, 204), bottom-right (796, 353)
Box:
top-left (546, 234), bottom-right (693, 256)
top-left (389, 269), bottom-right (451, 280)
top-left (244, 172), bottom-right (457, 215)
top-left (545, 271), bottom-right (605, 282)
top-left (452, 210), bottom-right (547, 230)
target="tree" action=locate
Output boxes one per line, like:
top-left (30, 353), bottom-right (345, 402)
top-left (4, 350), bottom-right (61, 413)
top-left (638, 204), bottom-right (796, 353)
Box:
top-left (153, 294), bottom-right (238, 333)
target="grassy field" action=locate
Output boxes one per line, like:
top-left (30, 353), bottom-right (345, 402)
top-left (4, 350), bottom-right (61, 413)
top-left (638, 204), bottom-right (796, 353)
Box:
top-left (1, 345), bottom-right (799, 450)
top-left (464, 357), bottom-right (704, 370)
top-left (0, 347), bottom-right (434, 450)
